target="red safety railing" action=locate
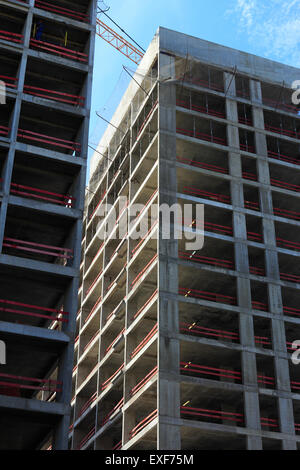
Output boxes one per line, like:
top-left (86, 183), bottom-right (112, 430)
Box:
top-left (85, 270), bottom-right (103, 296)
top-left (179, 251), bottom-right (234, 269)
top-left (268, 149), bottom-right (300, 166)
top-left (136, 100), bottom-right (158, 140)
top-left (0, 126), bottom-right (9, 137)
top-left (236, 89), bottom-right (250, 100)
top-left (83, 330), bottom-right (100, 353)
top-left (265, 123), bottom-right (300, 140)
top-left (133, 289), bottom-right (158, 321)
top-left (23, 84), bottom-right (85, 107)
top-left (177, 127), bottom-right (227, 146)
top-left (129, 409), bottom-right (158, 439)
top-left (177, 75), bottom-right (224, 93)
top-left (105, 328), bottom-right (125, 355)
top-left (276, 237), bottom-right (300, 251)
top-left (238, 116), bottom-right (252, 126)
top-left (179, 287), bottom-right (237, 306)
top-left (131, 189), bottom-right (158, 227)
top-left (112, 440), bottom-right (122, 450)
top-left (283, 305), bottom-right (300, 318)
top-left (3, 237), bottom-right (73, 260)
top-left (280, 272), bottom-right (300, 284)
top-left (176, 100), bottom-right (226, 119)
top-left (0, 298), bottom-right (68, 323)
top-left (101, 398), bottom-right (124, 427)
top-left (130, 367), bottom-right (158, 397)
top-left (180, 405), bottom-right (244, 425)
top-left (130, 323), bottom-right (158, 359)
top-left (77, 426), bottom-right (95, 450)
top-left (84, 295), bottom-right (102, 324)
top-left (242, 171), bottom-right (257, 181)
top-left (270, 178), bottom-right (300, 193)
top-left (79, 392), bottom-right (97, 417)
top-left (181, 362), bottom-right (242, 382)
top-left (30, 38), bottom-right (88, 63)
top-left (262, 98), bottom-right (299, 114)
top-left (0, 29), bottom-right (23, 44)
top-left (131, 220), bottom-right (158, 257)
top-left (10, 181), bottom-right (75, 207)
top-left (17, 128), bottom-right (81, 154)
top-left (176, 156), bottom-right (229, 175)
top-left (244, 200), bottom-right (260, 211)
top-left (88, 191), bottom-right (107, 221)
top-left (0, 372), bottom-right (62, 396)
top-left (131, 254), bottom-right (158, 288)
top-left (240, 143), bottom-right (255, 153)
top-left (0, 74), bottom-right (18, 88)
top-left (273, 206), bottom-right (300, 221)
top-left (101, 363), bottom-right (124, 391)
top-left (180, 322), bottom-right (239, 342)
top-left (35, 0), bottom-right (89, 22)
top-left (183, 186), bottom-right (231, 204)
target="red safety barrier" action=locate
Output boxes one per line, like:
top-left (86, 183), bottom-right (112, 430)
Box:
top-left (179, 251), bottom-right (234, 269)
top-left (0, 74), bottom-right (18, 88)
top-left (79, 392), bottom-right (97, 417)
top-left (35, 0), bottom-right (89, 22)
top-left (85, 270), bottom-right (103, 296)
top-left (10, 181), bottom-right (75, 207)
top-left (265, 123), bottom-right (300, 140)
top-left (101, 363), bottom-right (124, 391)
top-left (130, 367), bottom-right (158, 396)
top-left (131, 254), bottom-right (158, 288)
top-left (247, 230), bottom-right (263, 242)
top-left (262, 98), bottom-right (299, 114)
top-left (133, 289), bottom-right (158, 320)
top-left (177, 127), bottom-right (227, 146)
top-left (101, 398), bottom-right (124, 427)
top-left (23, 84), bottom-right (85, 106)
top-left (183, 187), bottom-right (231, 204)
top-left (136, 100), bottom-right (158, 139)
top-left (0, 298), bottom-right (68, 323)
top-left (0, 29), bottom-right (23, 44)
top-left (3, 237), bottom-right (73, 260)
top-left (17, 128), bottom-right (81, 154)
top-left (89, 191), bottom-right (107, 220)
top-left (240, 143), bottom-right (255, 153)
top-left (30, 38), bottom-right (88, 63)
top-left (179, 287), bottom-right (237, 305)
top-left (176, 156), bottom-right (229, 174)
top-left (176, 100), bottom-right (226, 119)
top-left (244, 200), bottom-right (260, 211)
top-left (283, 305), bottom-right (300, 317)
top-left (238, 116), bottom-right (252, 126)
top-left (276, 237), bottom-right (300, 251)
top-left (131, 220), bottom-right (158, 256)
top-left (83, 330), bottom-right (100, 353)
top-left (129, 409), bottom-right (158, 439)
top-left (280, 272), bottom-right (300, 283)
top-left (77, 426), bottom-right (95, 450)
top-left (270, 178), bottom-right (300, 193)
top-left (250, 266), bottom-right (265, 276)
top-left (131, 190), bottom-right (157, 226)
top-left (181, 362), bottom-right (242, 382)
top-left (105, 328), bottom-right (125, 355)
top-left (268, 150), bottom-right (300, 166)
top-left (260, 417), bottom-right (278, 429)
top-left (273, 206), bottom-right (300, 221)
top-left (180, 405), bottom-right (244, 424)
top-left (0, 126), bottom-right (9, 137)
top-left (180, 322), bottom-right (239, 342)
top-left (131, 323), bottom-right (158, 359)
top-left (252, 300), bottom-right (268, 312)
top-left (236, 89), bottom-right (250, 99)
top-left (85, 295), bottom-right (102, 324)
top-left (112, 440), bottom-right (122, 450)
top-left (204, 221), bottom-right (233, 236)
top-left (0, 372), bottom-right (62, 396)
top-left (176, 75), bottom-right (224, 93)
top-left (242, 171), bottom-right (257, 181)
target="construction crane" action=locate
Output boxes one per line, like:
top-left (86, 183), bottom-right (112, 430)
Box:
top-left (96, 3), bottom-right (145, 66)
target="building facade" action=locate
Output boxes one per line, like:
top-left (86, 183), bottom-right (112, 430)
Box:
top-left (71, 27), bottom-right (300, 450)
top-left (0, 0), bottom-right (96, 450)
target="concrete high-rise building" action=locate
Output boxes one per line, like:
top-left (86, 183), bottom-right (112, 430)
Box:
top-left (0, 0), bottom-right (96, 450)
top-left (72, 27), bottom-right (300, 451)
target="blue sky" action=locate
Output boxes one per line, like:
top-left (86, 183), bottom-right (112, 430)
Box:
top-left (88, 0), bottom-right (300, 175)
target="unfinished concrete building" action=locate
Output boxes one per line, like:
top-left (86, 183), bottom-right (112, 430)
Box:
top-left (0, 0), bottom-right (96, 449)
top-left (71, 27), bottom-right (300, 451)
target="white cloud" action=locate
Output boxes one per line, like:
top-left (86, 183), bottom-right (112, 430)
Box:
top-left (227, 0), bottom-right (300, 67)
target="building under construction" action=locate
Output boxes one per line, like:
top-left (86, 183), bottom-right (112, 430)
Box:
top-left (71, 27), bottom-right (300, 451)
top-left (0, 0), bottom-right (96, 449)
